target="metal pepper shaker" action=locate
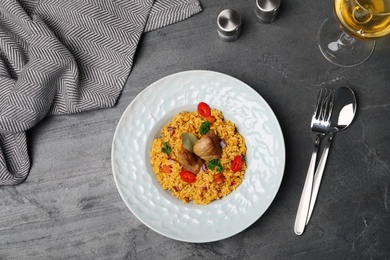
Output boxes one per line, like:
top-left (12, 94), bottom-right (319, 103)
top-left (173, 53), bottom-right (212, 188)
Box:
top-left (217, 9), bottom-right (242, 42)
top-left (255, 0), bottom-right (281, 24)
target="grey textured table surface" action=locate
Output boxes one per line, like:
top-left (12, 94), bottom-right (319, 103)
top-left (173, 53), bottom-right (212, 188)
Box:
top-left (1, 0), bottom-right (390, 259)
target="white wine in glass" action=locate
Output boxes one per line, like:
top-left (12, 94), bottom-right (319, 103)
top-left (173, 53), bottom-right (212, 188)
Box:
top-left (318, 0), bottom-right (390, 67)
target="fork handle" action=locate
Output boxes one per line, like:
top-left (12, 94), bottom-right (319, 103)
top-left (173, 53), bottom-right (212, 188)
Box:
top-left (294, 135), bottom-right (321, 235)
top-left (306, 132), bottom-right (334, 225)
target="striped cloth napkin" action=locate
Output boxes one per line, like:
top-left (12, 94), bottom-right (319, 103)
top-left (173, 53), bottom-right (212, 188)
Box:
top-left (0, 0), bottom-right (202, 185)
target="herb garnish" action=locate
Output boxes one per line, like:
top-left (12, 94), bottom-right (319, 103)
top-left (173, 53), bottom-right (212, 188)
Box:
top-left (162, 142), bottom-right (171, 155)
top-left (182, 132), bottom-right (198, 152)
top-left (207, 159), bottom-right (224, 172)
top-left (199, 121), bottom-right (211, 135)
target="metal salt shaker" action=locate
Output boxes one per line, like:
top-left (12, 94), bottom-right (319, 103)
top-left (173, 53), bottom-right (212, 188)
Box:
top-left (255, 0), bottom-right (281, 24)
top-left (217, 9), bottom-right (242, 42)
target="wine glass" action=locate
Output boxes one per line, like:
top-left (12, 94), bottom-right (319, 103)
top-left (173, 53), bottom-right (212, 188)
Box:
top-left (318, 0), bottom-right (390, 67)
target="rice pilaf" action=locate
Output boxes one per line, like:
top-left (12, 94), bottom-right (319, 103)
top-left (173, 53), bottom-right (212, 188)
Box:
top-left (150, 104), bottom-right (246, 205)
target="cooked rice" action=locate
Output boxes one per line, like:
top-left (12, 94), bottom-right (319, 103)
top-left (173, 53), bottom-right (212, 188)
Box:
top-left (150, 108), bottom-right (246, 205)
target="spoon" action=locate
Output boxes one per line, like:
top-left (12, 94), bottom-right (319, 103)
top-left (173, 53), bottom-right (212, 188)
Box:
top-left (306, 86), bottom-right (357, 225)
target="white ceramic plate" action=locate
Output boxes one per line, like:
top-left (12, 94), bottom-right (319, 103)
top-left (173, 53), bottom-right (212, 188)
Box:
top-left (112, 70), bottom-right (285, 243)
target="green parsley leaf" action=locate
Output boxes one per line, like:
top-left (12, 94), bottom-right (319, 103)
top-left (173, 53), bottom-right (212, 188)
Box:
top-left (162, 142), bottom-right (171, 155)
top-left (199, 121), bottom-right (211, 135)
top-left (207, 159), bottom-right (224, 172)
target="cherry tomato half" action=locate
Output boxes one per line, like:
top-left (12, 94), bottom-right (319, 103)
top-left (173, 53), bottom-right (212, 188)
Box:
top-left (180, 171), bottom-right (196, 183)
top-left (197, 102), bottom-right (211, 117)
top-left (231, 156), bottom-right (243, 173)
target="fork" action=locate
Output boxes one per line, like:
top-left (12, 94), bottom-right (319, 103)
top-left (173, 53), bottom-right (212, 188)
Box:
top-left (294, 88), bottom-right (334, 235)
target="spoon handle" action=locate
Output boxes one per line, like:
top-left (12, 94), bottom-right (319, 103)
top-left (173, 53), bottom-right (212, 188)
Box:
top-left (306, 133), bottom-right (334, 225)
top-left (294, 135), bottom-right (321, 235)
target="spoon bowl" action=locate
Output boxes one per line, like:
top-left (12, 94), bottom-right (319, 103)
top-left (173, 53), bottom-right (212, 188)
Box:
top-left (330, 86), bottom-right (357, 132)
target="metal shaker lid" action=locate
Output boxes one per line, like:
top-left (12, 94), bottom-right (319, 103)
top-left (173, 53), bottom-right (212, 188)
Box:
top-left (255, 0), bottom-right (281, 24)
top-left (217, 9), bottom-right (242, 42)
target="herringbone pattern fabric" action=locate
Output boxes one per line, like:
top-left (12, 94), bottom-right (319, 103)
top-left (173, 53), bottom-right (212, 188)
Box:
top-left (0, 0), bottom-right (202, 185)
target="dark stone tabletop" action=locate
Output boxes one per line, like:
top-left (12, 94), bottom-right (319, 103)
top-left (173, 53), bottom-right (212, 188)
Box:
top-left (1, 0), bottom-right (390, 259)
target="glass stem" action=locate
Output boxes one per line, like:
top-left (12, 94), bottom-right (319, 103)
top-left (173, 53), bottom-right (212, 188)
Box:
top-left (339, 32), bottom-right (356, 46)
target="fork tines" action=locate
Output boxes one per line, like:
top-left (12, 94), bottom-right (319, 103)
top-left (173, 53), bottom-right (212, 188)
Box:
top-left (312, 88), bottom-right (334, 129)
